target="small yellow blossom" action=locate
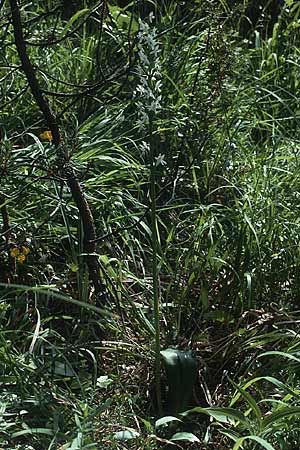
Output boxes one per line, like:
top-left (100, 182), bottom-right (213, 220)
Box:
top-left (10, 247), bottom-right (20, 258)
top-left (17, 254), bottom-right (26, 264)
top-left (22, 246), bottom-right (30, 255)
top-left (39, 130), bottom-right (52, 141)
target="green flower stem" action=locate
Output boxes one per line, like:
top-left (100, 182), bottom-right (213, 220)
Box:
top-left (149, 114), bottom-right (162, 415)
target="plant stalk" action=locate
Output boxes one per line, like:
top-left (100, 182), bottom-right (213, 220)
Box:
top-left (149, 114), bottom-right (162, 415)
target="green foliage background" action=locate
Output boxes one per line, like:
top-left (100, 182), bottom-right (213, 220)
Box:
top-left (1, 0), bottom-right (300, 449)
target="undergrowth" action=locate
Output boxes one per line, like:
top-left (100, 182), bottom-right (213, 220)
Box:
top-left (1, 0), bottom-right (300, 449)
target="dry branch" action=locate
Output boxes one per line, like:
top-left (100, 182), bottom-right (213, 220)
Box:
top-left (9, 0), bottom-right (105, 301)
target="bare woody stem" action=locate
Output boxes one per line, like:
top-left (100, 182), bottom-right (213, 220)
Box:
top-left (0, 195), bottom-right (10, 240)
top-left (0, 193), bottom-right (16, 282)
top-left (9, 0), bottom-right (105, 300)
top-left (9, 0), bottom-right (60, 146)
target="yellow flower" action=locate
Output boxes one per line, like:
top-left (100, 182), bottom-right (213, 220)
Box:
top-left (39, 130), bottom-right (52, 141)
top-left (10, 247), bottom-right (20, 258)
top-left (22, 246), bottom-right (30, 255)
top-left (17, 254), bottom-right (26, 264)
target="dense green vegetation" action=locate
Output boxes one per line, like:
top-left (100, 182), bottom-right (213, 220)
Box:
top-left (1, 0), bottom-right (300, 448)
